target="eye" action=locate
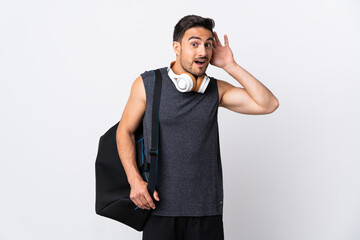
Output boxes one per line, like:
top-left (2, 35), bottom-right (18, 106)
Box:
top-left (205, 43), bottom-right (212, 48)
top-left (191, 42), bottom-right (198, 47)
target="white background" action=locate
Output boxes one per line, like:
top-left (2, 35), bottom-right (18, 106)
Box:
top-left (0, 0), bottom-right (359, 239)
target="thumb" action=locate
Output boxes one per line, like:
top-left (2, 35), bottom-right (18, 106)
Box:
top-left (153, 190), bottom-right (160, 201)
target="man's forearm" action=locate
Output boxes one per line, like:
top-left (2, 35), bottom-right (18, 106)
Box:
top-left (116, 129), bottom-right (143, 186)
top-left (224, 62), bottom-right (279, 110)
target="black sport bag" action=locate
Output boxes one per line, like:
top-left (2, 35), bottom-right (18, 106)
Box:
top-left (95, 69), bottom-right (162, 231)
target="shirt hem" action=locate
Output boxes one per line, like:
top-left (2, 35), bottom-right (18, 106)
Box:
top-left (150, 209), bottom-right (223, 217)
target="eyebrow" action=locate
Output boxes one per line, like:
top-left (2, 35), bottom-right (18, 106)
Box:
top-left (188, 36), bottom-right (214, 42)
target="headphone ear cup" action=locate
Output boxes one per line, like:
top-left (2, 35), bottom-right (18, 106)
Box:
top-left (175, 73), bottom-right (195, 92)
top-left (193, 75), bottom-right (204, 92)
top-left (182, 73), bottom-right (197, 91)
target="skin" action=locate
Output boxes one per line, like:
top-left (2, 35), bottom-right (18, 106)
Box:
top-left (117, 26), bottom-right (279, 210)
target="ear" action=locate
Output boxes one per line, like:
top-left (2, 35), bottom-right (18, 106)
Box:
top-left (172, 41), bottom-right (181, 56)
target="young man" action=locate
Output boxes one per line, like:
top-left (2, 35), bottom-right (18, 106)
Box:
top-left (117, 15), bottom-right (279, 240)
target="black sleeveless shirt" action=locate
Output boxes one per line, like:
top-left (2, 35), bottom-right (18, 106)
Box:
top-left (141, 67), bottom-right (223, 216)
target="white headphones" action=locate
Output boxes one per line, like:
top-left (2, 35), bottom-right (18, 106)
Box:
top-left (167, 61), bottom-right (210, 93)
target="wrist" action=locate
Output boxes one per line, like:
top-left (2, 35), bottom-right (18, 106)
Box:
top-left (223, 61), bottom-right (238, 72)
top-left (128, 175), bottom-right (144, 187)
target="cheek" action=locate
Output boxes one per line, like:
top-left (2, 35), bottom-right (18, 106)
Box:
top-left (182, 46), bottom-right (195, 56)
top-left (207, 48), bottom-right (213, 57)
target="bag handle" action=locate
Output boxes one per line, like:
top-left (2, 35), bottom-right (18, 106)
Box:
top-left (147, 69), bottom-right (162, 196)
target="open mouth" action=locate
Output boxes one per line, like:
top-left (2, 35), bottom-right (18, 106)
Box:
top-left (194, 60), bottom-right (206, 67)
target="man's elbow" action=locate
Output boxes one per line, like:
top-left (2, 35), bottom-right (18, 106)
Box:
top-left (266, 100), bottom-right (280, 114)
top-left (116, 121), bottom-right (135, 140)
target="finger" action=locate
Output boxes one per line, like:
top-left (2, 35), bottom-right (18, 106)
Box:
top-left (132, 198), bottom-right (141, 209)
top-left (138, 195), bottom-right (150, 210)
top-left (224, 34), bottom-right (229, 47)
top-left (144, 192), bottom-right (156, 209)
top-left (212, 31), bottom-right (218, 47)
top-left (214, 31), bottom-right (222, 46)
top-left (153, 190), bottom-right (160, 201)
top-left (141, 195), bottom-right (152, 210)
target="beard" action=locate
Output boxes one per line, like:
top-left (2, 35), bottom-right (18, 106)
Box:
top-left (179, 55), bottom-right (208, 77)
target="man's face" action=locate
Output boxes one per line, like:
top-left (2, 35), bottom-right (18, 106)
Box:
top-left (176, 27), bottom-right (214, 77)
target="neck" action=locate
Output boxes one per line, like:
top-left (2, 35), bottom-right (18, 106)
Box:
top-left (171, 60), bottom-right (202, 78)
top-left (171, 60), bottom-right (185, 75)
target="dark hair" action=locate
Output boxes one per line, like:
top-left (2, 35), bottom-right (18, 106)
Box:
top-left (173, 15), bottom-right (215, 42)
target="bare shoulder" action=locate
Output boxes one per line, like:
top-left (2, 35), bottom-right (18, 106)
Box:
top-left (131, 75), bottom-right (146, 105)
top-left (118, 75), bottom-right (146, 134)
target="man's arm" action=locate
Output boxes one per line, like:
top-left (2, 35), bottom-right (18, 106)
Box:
top-left (211, 31), bottom-right (279, 114)
top-left (218, 63), bottom-right (279, 114)
top-left (116, 75), bottom-right (159, 210)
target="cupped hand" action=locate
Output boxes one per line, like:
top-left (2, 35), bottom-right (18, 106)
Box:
top-left (210, 31), bottom-right (236, 68)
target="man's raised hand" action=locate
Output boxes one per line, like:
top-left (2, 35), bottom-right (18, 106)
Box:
top-left (210, 31), bottom-right (236, 69)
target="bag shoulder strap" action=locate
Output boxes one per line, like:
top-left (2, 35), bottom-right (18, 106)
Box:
top-left (147, 69), bottom-right (162, 196)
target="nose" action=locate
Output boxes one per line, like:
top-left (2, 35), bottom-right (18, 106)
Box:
top-left (197, 44), bottom-right (206, 57)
